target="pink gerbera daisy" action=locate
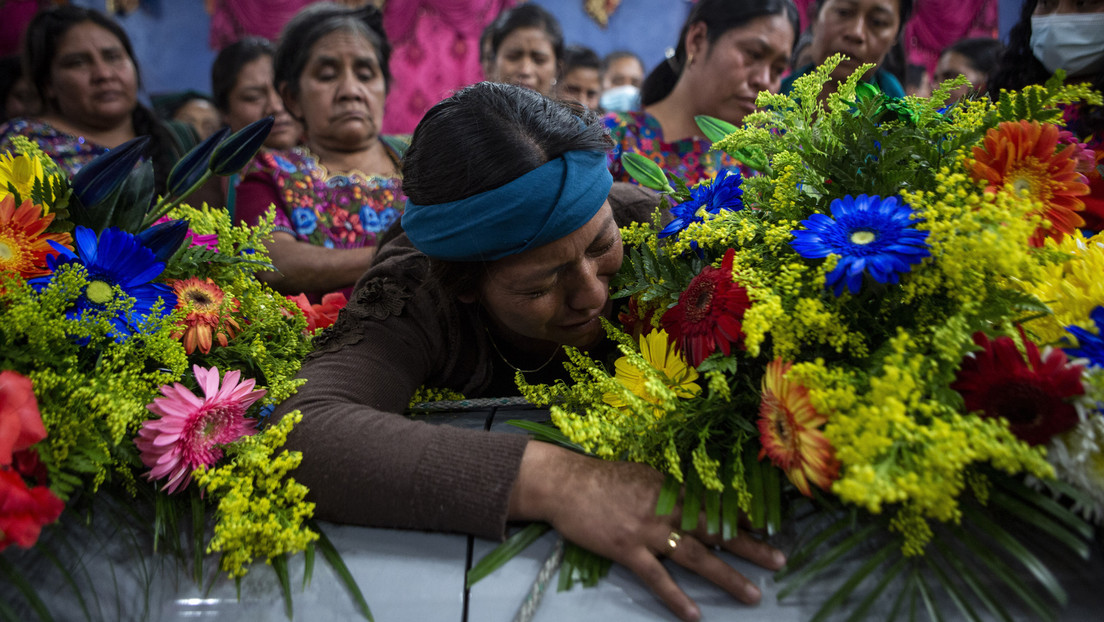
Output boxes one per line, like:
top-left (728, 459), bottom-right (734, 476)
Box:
top-left (134, 365), bottom-right (265, 493)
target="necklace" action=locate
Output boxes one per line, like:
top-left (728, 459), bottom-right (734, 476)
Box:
top-left (483, 324), bottom-right (560, 374)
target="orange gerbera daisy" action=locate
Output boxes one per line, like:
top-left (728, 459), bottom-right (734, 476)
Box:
top-left (757, 358), bottom-right (839, 497)
top-left (967, 120), bottom-right (1089, 247)
top-left (170, 277), bottom-right (241, 354)
top-left (0, 195), bottom-right (72, 279)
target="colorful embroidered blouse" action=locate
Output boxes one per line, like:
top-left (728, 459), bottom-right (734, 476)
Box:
top-left (603, 110), bottom-right (749, 187)
top-left (234, 143), bottom-right (406, 250)
top-left (0, 117), bottom-right (109, 176)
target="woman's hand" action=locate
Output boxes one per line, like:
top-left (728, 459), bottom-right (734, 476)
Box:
top-left (508, 441), bottom-right (786, 622)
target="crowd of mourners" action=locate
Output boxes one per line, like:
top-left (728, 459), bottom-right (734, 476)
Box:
top-left (1, 1), bottom-right (1101, 621)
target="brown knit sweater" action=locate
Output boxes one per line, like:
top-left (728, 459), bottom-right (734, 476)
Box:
top-left (276, 182), bottom-right (661, 540)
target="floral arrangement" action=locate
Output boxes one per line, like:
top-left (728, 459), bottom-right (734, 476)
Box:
top-left (515, 58), bottom-right (1104, 617)
top-left (0, 123), bottom-right (360, 618)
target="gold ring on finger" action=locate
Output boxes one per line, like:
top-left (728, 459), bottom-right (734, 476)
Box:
top-left (665, 530), bottom-right (682, 556)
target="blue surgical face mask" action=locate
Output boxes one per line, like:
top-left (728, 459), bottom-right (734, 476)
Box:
top-left (1030, 13), bottom-right (1104, 77)
top-left (600, 85), bottom-right (641, 113)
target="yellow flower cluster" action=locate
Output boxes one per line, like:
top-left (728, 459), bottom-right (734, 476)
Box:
top-left (816, 330), bottom-right (1052, 553)
top-left (195, 411), bottom-right (318, 578)
top-left (901, 159), bottom-right (1042, 305)
top-left (1020, 231), bottom-right (1104, 345)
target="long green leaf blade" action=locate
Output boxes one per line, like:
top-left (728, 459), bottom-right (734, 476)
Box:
top-left (467, 523), bottom-right (551, 587)
top-left (271, 554), bottom-right (293, 620)
top-left (312, 523), bottom-right (373, 621)
top-left (0, 555), bottom-right (54, 621)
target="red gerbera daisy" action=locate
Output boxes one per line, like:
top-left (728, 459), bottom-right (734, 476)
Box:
top-left (170, 277), bottom-right (241, 354)
top-left (287, 291), bottom-right (348, 333)
top-left (967, 120), bottom-right (1090, 247)
top-left (0, 195), bottom-right (72, 279)
top-left (660, 248), bottom-right (751, 367)
top-left (617, 296), bottom-right (658, 342)
top-left (757, 358), bottom-right (839, 496)
top-left (951, 331), bottom-right (1084, 446)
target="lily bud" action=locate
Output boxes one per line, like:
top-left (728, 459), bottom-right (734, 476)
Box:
top-left (136, 219), bottom-right (189, 263)
top-left (210, 116), bottom-right (274, 176)
top-left (70, 136), bottom-right (150, 209)
top-left (166, 127), bottom-right (229, 199)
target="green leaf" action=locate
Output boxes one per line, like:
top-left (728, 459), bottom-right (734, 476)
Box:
top-left (988, 489), bottom-right (1090, 559)
top-left (932, 539), bottom-right (1013, 622)
top-left (775, 515), bottom-right (851, 579)
top-left (704, 488), bottom-right (721, 536)
top-left (40, 543), bottom-right (93, 622)
top-left (721, 460), bottom-right (740, 541)
top-left (656, 474), bottom-right (680, 517)
top-left (844, 556), bottom-right (908, 622)
top-left (681, 468), bottom-right (703, 532)
top-left (620, 152), bottom-right (672, 192)
top-left (505, 420), bottom-right (585, 452)
top-left (915, 571), bottom-right (945, 622)
top-left (303, 543), bottom-right (316, 589)
top-left (0, 555), bottom-right (54, 621)
top-left (467, 523), bottom-right (551, 587)
top-left (924, 550), bottom-right (982, 622)
top-left (777, 522), bottom-right (881, 599)
top-left (963, 507), bottom-right (1067, 606)
top-left (312, 523), bottom-right (374, 621)
top-left (744, 451), bottom-right (766, 530)
top-left (958, 516), bottom-right (1056, 621)
top-left (764, 464), bottom-right (782, 535)
top-left (271, 554), bottom-right (294, 620)
top-left (190, 492), bottom-right (205, 586)
top-left (809, 541), bottom-right (896, 622)
top-left (695, 115), bottom-right (739, 143)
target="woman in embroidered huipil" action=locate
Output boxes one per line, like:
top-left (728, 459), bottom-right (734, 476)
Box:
top-left (234, 3), bottom-right (406, 302)
top-left (604, 0), bottom-right (798, 187)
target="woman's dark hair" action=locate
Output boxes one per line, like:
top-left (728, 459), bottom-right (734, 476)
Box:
top-left (562, 44), bottom-right (601, 77)
top-left (601, 50), bottom-right (643, 76)
top-left (22, 5), bottom-right (189, 196)
top-left (0, 55), bottom-right (23, 121)
top-left (211, 36), bottom-right (275, 113)
top-left (942, 37), bottom-right (1004, 79)
top-left (403, 82), bottom-right (611, 298)
top-left (811, 0), bottom-right (914, 33)
top-left (274, 2), bottom-right (392, 103)
top-left (487, 3), bottom-right (565, 64)
top-left (641, 0), bottom-right (800, 106)
top-left (988, 0), bottom-right (1047, 93)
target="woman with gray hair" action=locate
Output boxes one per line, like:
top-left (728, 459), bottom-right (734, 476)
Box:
top-left (234, 3), bottom-right (407, 303)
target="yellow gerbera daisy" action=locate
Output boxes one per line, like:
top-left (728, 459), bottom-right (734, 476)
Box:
top-left (604, 328), bottom-right (701, 412)
top-left (0, 153), bottom-right (48, 208)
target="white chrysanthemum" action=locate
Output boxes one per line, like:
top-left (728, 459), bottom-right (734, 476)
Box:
top-left (1045, 415), bottom-right (1104, 523)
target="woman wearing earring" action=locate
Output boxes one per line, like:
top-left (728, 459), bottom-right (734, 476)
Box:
top-left (604, 0), bottom-right (798, 186)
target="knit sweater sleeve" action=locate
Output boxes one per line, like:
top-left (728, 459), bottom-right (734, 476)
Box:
top-left (275, 245), bottom-right (528, 540)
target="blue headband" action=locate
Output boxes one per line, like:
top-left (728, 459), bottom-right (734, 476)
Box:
top-left (402, 150), bottom-right (613, 262)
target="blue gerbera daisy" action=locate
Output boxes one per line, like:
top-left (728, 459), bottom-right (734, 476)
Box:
top-left (790, 194), bottom-right (930, 296)
top-left (1064, 306), bottom-right (1104, 367)
top-left (658, 168), bottom-right (744, 239)
top-left (30, 226), bottom-right (176, 341)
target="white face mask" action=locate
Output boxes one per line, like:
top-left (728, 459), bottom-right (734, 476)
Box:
top-left (1031, 14), bottom-right (1104, 77)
